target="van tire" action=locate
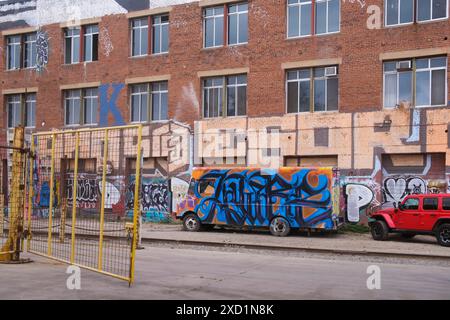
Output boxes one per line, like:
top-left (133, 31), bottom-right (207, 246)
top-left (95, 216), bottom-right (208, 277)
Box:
top-left (183, 214), bottom-right (201, 232)
top-left (436, 223), bottom-right (450, 247)
top-left (270, 217), bottom-right (291, 237)
top-left (370, 220), bottom-right (389, 241)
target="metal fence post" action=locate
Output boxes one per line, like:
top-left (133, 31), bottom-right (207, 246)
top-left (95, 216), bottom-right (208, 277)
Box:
top-left (98, 129), bottom-right (109, 271)
top-left (70, 132), bottom-right (80, 264)
top-left (47, 134), bottom-right (56, 256)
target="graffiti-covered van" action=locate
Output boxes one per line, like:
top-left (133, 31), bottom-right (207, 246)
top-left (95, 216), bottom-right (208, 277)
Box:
top-left (176, 167), bottom-right (342, 236)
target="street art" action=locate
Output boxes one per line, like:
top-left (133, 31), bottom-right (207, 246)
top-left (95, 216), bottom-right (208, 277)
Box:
top-left (345, 184), bottom-right (374, 223)
top-left (66, 176), bottom-right (98, 209)
top-left (99, 83), bottom-right (125, 127)
top-left (185, 168), bottom-right (336, 229)
top-left (99, 26), bottom-right (113, 57)
top-left (37, 180), bottom-right (59, 208)
top-left (382, 176), bottom-right (426, 205)
top-left (126, 175), bottom-right (170, 223)
top-left (36, 28), bottom-right (49, 73)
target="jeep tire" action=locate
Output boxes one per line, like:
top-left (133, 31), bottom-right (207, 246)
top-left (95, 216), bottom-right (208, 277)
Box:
top-left (370, 220), bottom-right (389, 241)
top-left (436, 223), bottom-right (450, 247)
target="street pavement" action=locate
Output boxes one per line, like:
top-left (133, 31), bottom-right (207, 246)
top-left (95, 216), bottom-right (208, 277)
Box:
top-left (1, 243), bottom-right (449, 300)
top-left (141, 223), bottom-right (450, 258)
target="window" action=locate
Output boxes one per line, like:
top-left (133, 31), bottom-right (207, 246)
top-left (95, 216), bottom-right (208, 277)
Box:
top-left (153, 14), bottom-right (169, 54)
top-left (228, 3), bottom-right (248, 45)
top-left (130, 82), bottom-right (169, 122)
top-left (315, 0), bottom-right (340, 34)
top-left (443, 198), bottom-right (450, 210)
top-left (65, 28), bottom-right (80, 64)
top-left (384, 56), bottom-right (447, 108)
top-left (385, 0), bottom-right (414, 26)
top-left (288, 0), bottom-right (340, 37)
top-left (64, 88), bottom-right (98, 126)
top-left (417, 0), bottom-right (448, 22)
top-left (84, 25), bottom-right (99, 62)
top-left (403, 198), bottom-right (419, 210)
top-left (131, 18), bottom-right (149, 56)
top-left (204, 6), bottom-right (224, 48)
top-left (24, 33), bottom-right (37, 68)
top-left (83, 88), bottom-right (98, 125)
top-left (6, 35), bottom-right (22, 70)
top-left (423, 197), bottom-right (438, 210)
top-left (203, 75), bottom-right (247, 118)
top-left (287, 66), bottom-right (338, 113)
top-left (6, 93), bottom-right (36, 128)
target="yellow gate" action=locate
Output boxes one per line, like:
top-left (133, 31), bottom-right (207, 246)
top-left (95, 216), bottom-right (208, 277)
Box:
top-left (26, 125), bottom-right (143, 284)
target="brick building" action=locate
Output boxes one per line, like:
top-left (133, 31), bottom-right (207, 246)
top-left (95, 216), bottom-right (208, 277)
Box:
top-left (0, 0), bottom-right (449, 223)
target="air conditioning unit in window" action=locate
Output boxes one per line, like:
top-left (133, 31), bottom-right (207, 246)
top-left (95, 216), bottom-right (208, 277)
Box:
top-left (396, 60), bottom-right (412, 70)
top-left (325, 66), bottom-right (338, 77)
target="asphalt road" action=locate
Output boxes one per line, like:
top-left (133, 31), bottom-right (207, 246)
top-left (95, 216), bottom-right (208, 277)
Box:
top-left (1, 244), bottom-right (449, 300)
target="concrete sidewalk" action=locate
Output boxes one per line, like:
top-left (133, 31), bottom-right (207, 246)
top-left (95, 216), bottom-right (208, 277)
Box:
top-left (141, 223), bottom-right (450, 258)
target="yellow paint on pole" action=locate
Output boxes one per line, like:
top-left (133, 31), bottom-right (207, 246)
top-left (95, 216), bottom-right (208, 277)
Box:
top-left (98, 129), bottom-right (109, 271)
top-left (26, 137), bottom-right (34, 251)
top-left (70, 132), bottom-right (80, 264)
top-left (47, 134), bottom-right (56, 256)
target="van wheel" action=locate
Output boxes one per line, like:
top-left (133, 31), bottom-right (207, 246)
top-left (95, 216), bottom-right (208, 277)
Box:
top-left (370, 220), bottom-right (389, 241)
top-left (436, 224), bottom-right (450, 247)
top-left (183, 214), bottom-right (201, 232)
top-left (270, 217), bottom-right (290, 237)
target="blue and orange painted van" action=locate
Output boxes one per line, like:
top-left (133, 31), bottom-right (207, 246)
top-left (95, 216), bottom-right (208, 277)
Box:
top-left (176, 167), bottom-right (342, 236)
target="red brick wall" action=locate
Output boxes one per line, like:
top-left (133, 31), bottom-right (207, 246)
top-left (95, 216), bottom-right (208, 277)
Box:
top-left (0, 0), bottom-right (449, 132)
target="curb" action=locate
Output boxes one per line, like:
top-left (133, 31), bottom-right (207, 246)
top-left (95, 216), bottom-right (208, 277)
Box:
top-left (141, 236), bottom-right (450, 261)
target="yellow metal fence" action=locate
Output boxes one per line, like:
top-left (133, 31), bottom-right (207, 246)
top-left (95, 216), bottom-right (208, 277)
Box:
top-left (27, 125), bottom-right (143, 284)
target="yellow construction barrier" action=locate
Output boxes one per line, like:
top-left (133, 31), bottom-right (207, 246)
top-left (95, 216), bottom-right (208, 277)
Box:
top-left (27, 125), bottom-right (143, 284)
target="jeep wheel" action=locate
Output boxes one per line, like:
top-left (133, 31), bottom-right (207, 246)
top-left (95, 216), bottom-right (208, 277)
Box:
top-left (270, 217), bottom-right (291, 237)
top-left (183, 214), bottom-right (201, 232)
top-left (436, 224), bottom-right (450, 247)
top-left (400, 233), bottom-right (415, 239)
top-left (370, 220), bottom-right (389, 241)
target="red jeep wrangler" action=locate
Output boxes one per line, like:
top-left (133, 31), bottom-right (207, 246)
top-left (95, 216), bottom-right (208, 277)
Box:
top-left (369, 194), bottom-right (450, 247)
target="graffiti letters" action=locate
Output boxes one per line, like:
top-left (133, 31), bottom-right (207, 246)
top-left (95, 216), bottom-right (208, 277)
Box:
top-left (67, 177), bottom-right (98, 209)
top-left (345, 184), bottom-right (374, 223)
top-left (36, 29), bottom-right (49, 73)
top-left (383, 176), bottom-right (426, 205)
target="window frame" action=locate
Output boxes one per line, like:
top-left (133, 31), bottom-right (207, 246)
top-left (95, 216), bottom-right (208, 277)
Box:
top-left (6, 93), bottom-right (37, 128)
top-left (227, 2), bottom-right (249, 46)
top-left (382, 56), bottom-right (448, 109)
top-left (315, 0), bottom-right (341, 35)
top-left (202, 74), bottom-right (248, 119)
top-left (384, 0), bottom-right (415, 27)
top-left (131, 17), bottom-right (150, 57)
top-left (83, 88), bottom-right (99, 125)
top-left (64, 27), bottom-right (81, 65)
top-left (6, 35), bottom-right (22, 71)
top-left (152, 14), bottom-right (170, 55)
top-left (64, 88), bottom-right (98, 126)
top-left (129, 81), bottom-right (169, 123)
top-left (417, 0), bottom-right (449, 23)
top-left (83, 24), bottom-right (99, 63)
top-left (285, 66), bottom-right (339, 114)
top-left (203, 6), bottom-right (225, 48)
top-left (24, 33), bottom-right (37, 69)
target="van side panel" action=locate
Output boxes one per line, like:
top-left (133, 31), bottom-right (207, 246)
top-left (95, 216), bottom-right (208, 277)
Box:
top-left (179, 167), bottom-right (337, 230)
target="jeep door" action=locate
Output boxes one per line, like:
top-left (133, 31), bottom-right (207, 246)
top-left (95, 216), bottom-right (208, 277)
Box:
top-left (396, 197), bottom-right (421, 230)
top-left (420, 197), bottom-right (439, 231)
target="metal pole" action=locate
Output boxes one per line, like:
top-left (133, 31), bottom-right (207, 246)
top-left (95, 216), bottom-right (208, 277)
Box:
top-left (70, 132), bottom-right (80, 264)
top-left (47, 134), bottom-right (56, 256)
top-left (98, 129), bottom-right (109, 271)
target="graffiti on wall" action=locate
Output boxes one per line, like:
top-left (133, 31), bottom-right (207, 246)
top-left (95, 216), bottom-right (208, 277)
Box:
top-left (126, 175), bottom-right (170, 223)
top-left (382, 176), bottom-right (426, 205)
top-left (99, 84), bottom-right (125, 127)
top-left (36, 28), bottom-right (49, 73)
top-left (99, 26), bottom-right (114, 57)
top-left (191, 168), bottom-right (335, 229)
top-left (344, 183), bottom-right (374, 223)
top-left (66, 175), bottom-right (98, 209)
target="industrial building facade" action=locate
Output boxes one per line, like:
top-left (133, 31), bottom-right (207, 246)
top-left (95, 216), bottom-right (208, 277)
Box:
top-left (0, 0), bottom-right (449, 223)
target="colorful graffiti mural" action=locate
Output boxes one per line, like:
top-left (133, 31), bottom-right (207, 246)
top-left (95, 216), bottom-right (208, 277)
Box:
top-left (344, 184), bottom-right (374, 223)
top-left (382, 176), bottom-right (426, 205)
top-left (179, 167), bottom-right (339, 229)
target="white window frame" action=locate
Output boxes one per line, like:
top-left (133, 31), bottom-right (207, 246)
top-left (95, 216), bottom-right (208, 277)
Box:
top-left (203, 6), bottom-right (225, 48)
top-left (64, 89), bottom-right (82, 126)
top-left (415, 57), bottom-right (448, 107)
top-left (226, 75), bottom-right (247, 117)
top-left (228, 2), bottom-right (248, 46)
top-left (130, 84), bottom-right (149, 123)
top-left (287, 0), bottom-right (313, 38)
top-left (83, 88), bottom-right (98, 125)
top-left (382, 57), bottom-right (448, 108)
top-left (24, 33), bottom-right (37, 69)
top-left (65, 27), bottom-right (81, 64)
top-left (6, 35), bottom-right (21, 70)
top-left (383, 63), bottom-right (413, 108)
top-left (151, 82), bottom-right (169, 121)
top-left (315, 0), bottom-right (341, 35)
top-left (152, 14), bottom-right (169, 55)
top-left (25, 93), bottom-right (36, 128)
top-left (84, 25), bottom-right (99, 62)
top-left (417, 0), bottom-right (449, 23)
top-left (6, 95), bottom-right (22, 128)
top-left (384, 0), bottom-right (415, 27)
top-left (131, 18), bottom-right (149, 57)
top-left (203, 77), bottom-right (225, 118)
top-left (286, 70), bottom-right (311, 113)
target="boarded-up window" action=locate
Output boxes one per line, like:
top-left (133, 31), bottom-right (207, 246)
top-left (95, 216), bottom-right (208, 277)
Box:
top-left (66, 158), bottom-right (97, 173)
top-left (127, 157), bottom-right (167, 175)
top-left (202, 157), bottom-right (246, 167)
top-left (284, 155), bottom-right (338, 167)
